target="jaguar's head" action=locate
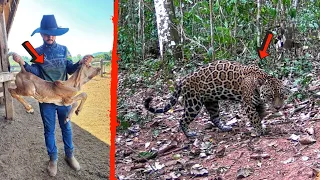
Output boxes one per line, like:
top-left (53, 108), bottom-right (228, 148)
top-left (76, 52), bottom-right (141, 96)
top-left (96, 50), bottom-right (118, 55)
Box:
top-left (259, 76), bottom-right (289, 111)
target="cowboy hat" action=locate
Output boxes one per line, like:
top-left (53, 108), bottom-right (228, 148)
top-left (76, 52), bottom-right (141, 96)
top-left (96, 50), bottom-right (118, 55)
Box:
top-left (31, 15), bottom-right (69, 36)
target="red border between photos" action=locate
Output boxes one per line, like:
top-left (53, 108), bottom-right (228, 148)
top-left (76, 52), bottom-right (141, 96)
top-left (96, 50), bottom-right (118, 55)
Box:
top-left (110, 0), bottom-right (119, 179)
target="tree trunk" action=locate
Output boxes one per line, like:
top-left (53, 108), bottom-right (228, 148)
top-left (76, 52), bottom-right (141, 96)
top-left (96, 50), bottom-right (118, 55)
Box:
top-left (154, 0), bottom-right (170, 60)
top-left (138, 0), bottom-right (145, 61)
top-left (168, 0), bottom-right (182, 61)
top-left (179, 0), bottom-right (184, 60)
top-left (256, 0), bottom-right (261, 47)
top-left (209, 0), bottom-right (215, 61)
top-left (154, 0), bottom-right (182, 61)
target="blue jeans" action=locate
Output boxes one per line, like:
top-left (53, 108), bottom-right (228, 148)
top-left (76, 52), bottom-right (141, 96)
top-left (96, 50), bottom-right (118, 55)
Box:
top-left (39, 103), bottom-right (74, 161)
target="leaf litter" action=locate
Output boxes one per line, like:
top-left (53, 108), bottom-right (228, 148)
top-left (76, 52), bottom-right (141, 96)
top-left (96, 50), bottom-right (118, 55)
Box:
top-left (116, 69), bottom-right (320, 179)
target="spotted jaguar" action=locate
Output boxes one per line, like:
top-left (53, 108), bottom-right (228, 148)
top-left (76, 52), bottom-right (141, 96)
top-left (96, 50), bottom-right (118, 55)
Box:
top-left (144, 60), bottom-right (288, 137)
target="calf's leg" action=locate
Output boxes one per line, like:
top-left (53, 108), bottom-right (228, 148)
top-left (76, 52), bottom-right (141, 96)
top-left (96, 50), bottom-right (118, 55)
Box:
top-left (64, 101), bottom-right (78, 124)
top-left (74, 92), bottom-right (87, 115)
top-left (64, 92), bottom-right (87, 123)
top-left (8, 88), bottom-right (34, 113)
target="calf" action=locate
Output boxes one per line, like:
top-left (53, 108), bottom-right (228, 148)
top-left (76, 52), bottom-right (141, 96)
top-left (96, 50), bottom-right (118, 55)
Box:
top-left (8, 52), bottom-right (101, 123)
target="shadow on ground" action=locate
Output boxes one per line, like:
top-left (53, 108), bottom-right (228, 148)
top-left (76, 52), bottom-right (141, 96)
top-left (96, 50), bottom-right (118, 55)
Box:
top-left (0, 97), bottom-right (110, 179)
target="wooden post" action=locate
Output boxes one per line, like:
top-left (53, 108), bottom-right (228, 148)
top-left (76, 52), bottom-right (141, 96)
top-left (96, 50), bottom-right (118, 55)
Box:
top-left (100, 59), bottom-right (103, 77)
top-left (0, 8), bottom-right (13, 120)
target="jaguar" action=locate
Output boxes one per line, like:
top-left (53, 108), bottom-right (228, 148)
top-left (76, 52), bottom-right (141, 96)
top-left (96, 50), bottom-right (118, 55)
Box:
top-left (144, 60), bottom-right (288, 138)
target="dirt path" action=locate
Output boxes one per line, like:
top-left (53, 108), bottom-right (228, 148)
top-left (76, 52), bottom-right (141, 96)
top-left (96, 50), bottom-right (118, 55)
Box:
top-left (72, 74), bottom-right (111, 145)
top-left (0, 74), bottom-right (110, 179)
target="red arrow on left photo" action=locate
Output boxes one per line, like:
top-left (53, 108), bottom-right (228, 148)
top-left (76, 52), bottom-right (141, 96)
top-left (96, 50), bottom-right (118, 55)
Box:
top-left (22, 41), bottom-right (44, 64)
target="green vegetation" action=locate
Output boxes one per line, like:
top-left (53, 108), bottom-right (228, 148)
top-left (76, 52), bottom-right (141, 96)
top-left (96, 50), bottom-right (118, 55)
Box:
top-left (117, 0), bottom-right (320, 129)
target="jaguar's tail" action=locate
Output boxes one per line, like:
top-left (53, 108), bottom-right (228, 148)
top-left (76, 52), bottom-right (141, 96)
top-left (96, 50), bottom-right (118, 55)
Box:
top-left (144, 83), bottom-right (182, 113)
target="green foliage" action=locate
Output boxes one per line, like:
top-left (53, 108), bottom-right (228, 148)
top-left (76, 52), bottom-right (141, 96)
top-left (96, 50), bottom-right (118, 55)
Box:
top-left (117, 0), bottom-right (319, 130)
top-left (93, 51), bottom-right (112, 60)
top-left (138, 151), bottom-right (155, 159)
top-left (288, 74), bottom-right (313, 101)
top-left (117, 97), bottom-right (145, 131)
top-left (280, 58), bottom-right (313, 77)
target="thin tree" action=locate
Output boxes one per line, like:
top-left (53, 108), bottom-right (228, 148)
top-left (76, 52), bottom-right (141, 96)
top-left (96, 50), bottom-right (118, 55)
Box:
top-left (209, 0), bottom-right (215, 61)
top-left (256, 0), bottom-right (261, 47)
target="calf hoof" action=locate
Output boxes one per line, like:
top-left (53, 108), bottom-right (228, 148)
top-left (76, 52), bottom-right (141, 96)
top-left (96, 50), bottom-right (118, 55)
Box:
top-left (26, 108), bottom-right (34, 114)
top-left (75, 110), bottom-right (80, 116)
top-left (64, 118), bottom-right (70, 124)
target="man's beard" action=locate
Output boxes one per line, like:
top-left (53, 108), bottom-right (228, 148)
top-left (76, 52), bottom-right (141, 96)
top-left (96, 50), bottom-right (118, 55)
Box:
top-left (46, 40), bottom-right (54, 44)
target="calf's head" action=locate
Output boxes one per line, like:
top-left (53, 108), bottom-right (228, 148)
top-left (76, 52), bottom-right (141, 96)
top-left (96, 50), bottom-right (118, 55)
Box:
top-left (74, 55), bottom-right (101, 89)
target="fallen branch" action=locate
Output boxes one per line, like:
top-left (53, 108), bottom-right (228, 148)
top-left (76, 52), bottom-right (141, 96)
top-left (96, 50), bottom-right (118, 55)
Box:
top-left (289, 104), bottom-right (308, 117)
top-left (130, 164), bottom-right (146, 170)
top-left (158, 142), bottom-right (178, 155)
top-left (160, 144), bottom-right (190, 157)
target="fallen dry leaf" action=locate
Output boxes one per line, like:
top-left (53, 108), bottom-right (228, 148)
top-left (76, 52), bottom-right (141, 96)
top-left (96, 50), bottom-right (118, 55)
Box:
top-left (200, 152), bottom-right (207, 158)
top-left (282, 157), bottom-right (295, 164)
top-left (305, 127), bottom-right (315, 135)
top-left (250, 153), bottom-right (271, 160)
top-left (301, 112), bottom-right (311, 121)
top-left (301, 156), bottom-right (309, 161)
top-left (237, 167), bottom-right (254, 179)
top-left (190, 164), bottom-right (209, 177)
top-left (289, 134), bottom-right (300, 141)
top-left (145, 142), bottom-right (151, 149)
top-left (299, 135), bottom-right (317, 145)
top-left (216, 146), bottom-right (226, 158)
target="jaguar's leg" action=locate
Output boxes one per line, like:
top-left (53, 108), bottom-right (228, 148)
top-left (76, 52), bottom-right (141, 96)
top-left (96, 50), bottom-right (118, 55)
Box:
top-left (180, 96), bottom-right (202, 138)
top-left (241, 77), bottom-right (267, 136)
top-left (204, 101), bottom-right (232, 132)
top-left (252, 92), bottom-right (267, 119)
top-left (243, 102), bottom-right (266, 136)
top-left (255, 103), bottom-right (268, 119)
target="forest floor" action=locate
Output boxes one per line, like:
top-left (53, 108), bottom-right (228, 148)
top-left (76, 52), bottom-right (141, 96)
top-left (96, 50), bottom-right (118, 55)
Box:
top-left (116, 62), bottom-right (320, 179)
top-left (0, 71), bottom-right (111, 179)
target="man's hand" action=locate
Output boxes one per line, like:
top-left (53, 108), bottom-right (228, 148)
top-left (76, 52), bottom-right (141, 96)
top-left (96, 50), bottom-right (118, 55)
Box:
top-left (79, 55), bottom-right (93, 66)
top-left (11, 52), bottom-right (25, 65)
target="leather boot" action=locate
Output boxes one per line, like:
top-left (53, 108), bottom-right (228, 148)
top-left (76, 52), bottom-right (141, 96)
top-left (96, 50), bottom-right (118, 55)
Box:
top-left (47, 160), bottom-right (57, 177)
top-left (65, 156), bottom-right (80, 171)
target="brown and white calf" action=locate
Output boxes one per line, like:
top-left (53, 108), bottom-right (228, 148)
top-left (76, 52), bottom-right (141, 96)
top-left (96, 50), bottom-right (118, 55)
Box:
top-left (8, 52), bottom-right (101, 123)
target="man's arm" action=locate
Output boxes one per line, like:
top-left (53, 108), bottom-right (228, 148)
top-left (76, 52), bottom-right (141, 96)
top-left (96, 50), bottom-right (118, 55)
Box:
top-left (66, 50), bottom-right (80, 75)
top-left (12, 52), bottom-right (41, 76)
top-left (23, 62), bottom-right (41, 77)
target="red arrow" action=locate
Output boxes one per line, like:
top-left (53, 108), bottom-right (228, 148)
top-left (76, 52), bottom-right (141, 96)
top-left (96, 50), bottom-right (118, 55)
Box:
top-left (22, 41), bottom-right (44, 64)
top-left (257, 31), bottom-right (273, 59)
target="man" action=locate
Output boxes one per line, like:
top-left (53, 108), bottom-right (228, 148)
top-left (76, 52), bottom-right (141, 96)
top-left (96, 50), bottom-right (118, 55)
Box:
top-left (12, 15), bottom-right (91, 177)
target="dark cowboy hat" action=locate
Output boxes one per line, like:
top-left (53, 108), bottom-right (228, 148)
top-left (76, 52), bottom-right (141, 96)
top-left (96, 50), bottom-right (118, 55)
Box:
top-left (31, 15), bottom-right (69, 36)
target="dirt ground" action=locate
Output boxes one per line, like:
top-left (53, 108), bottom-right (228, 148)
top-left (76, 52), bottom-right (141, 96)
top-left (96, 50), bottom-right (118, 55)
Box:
top-left (0, 73), bottom-right (111, 179)
top-left (116, 96), bottom-right (320, 179)
top-left (73, 74), bottom-right (111, 145)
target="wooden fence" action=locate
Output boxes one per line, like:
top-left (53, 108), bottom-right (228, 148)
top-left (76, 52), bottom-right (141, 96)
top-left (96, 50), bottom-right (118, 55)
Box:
top-left (0, 0), bottom-right (19, 119)
top-left (92, 59), bottom-right (110, 77)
